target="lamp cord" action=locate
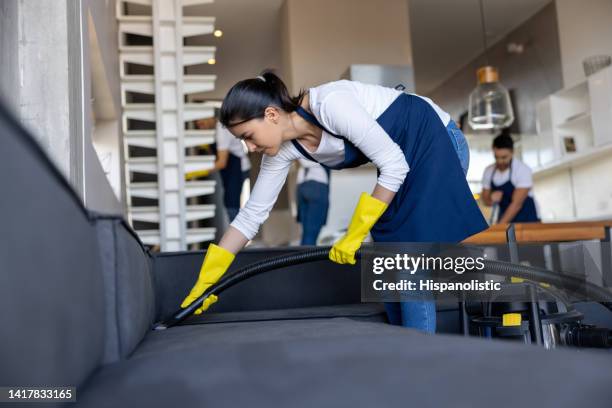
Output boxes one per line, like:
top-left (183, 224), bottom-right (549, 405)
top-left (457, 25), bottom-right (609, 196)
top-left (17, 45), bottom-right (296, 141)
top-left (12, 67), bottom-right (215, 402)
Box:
top-left (478, 0), bottom-right (489, 65)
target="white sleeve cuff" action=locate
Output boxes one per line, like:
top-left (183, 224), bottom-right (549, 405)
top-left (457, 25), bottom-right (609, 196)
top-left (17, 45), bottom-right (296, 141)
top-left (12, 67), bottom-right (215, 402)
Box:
top-left (230, 213), bottom-right (257, 241)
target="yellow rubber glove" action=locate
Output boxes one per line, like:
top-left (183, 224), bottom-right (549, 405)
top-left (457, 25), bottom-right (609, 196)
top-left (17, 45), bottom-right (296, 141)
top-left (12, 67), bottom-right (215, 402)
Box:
top-left (329, 192), bottom-right (388, 265)
top-left (180, 243), bottom-right (235, 315)
top-left (185, 169), bottom-right (210, 180)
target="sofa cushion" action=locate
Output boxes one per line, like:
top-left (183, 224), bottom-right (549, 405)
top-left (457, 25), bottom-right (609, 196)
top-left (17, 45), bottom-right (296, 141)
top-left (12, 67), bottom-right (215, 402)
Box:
top-left (0, 102), bottom-right (105, 387)
top-left (77, 318), bottom-right (612, 407)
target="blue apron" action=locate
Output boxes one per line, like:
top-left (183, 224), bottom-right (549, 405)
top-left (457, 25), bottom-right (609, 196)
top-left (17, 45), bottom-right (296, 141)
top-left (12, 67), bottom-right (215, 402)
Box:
top-left (490, 161), bottom-right (540, 223)
top-left (220, 153), bottom-right (248, 221)
top-left (292, 93), bottom-right (488, 244)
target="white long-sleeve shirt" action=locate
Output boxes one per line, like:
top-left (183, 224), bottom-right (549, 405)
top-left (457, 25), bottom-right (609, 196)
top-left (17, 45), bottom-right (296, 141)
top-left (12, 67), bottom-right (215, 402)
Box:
top-left (231, 80), bottom-right (450, 240)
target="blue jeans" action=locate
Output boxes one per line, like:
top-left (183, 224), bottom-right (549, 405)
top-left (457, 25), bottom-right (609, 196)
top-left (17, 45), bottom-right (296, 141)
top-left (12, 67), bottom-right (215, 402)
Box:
top-left (297, 181), bottom-right (329, 245)
top-left (226, 207), bottom-right (239, 223)
top-left (383, 121), bottom-right (470, 334)
top-left (446, 120), bottom-right (470, 176)
top-left (384, 299), bottom-right (436, 332)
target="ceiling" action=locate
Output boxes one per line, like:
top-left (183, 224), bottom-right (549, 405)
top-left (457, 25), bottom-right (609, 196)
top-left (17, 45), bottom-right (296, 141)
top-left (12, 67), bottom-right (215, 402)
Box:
top-left (184, 0), bottom-right (284, 99)
top-left (409, 0), bottom-right (553, 94)
top-left (182, 0), bottom-right (553, 98)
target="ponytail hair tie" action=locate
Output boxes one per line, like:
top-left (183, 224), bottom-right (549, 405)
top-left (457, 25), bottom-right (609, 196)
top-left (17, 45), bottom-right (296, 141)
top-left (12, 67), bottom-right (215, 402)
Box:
top-left (256, 75), bottom-right (266, 82)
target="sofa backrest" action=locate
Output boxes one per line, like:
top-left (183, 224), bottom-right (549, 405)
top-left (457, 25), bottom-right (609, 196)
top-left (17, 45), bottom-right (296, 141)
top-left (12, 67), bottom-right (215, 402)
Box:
top-left (0, 103), bottom-right (106, 387)
top-left (94, 216), bottom-right (155, 363)
top-left (152, 247), bottom-right (364, 320)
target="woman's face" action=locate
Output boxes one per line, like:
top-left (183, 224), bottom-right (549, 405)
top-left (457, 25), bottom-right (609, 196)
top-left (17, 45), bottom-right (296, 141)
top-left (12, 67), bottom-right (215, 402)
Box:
top-left (228, 107), bottom-right (285, 156)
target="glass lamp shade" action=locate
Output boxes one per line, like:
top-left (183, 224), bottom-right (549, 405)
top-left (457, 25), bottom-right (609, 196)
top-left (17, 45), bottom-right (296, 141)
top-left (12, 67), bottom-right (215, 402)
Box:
top-left (468, 66), bottom-right (515, 131)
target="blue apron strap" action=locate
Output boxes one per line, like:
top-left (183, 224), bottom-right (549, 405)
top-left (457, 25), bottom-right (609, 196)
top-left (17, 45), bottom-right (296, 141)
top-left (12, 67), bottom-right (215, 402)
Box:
top-left (292, 106), bottom-right (342, 170)
top-left (295, 106), bottom-right (320, 127)
top-left (295, 106), bottom-right (343, 139)
top-left (290, 139), bottom-right (318, 163)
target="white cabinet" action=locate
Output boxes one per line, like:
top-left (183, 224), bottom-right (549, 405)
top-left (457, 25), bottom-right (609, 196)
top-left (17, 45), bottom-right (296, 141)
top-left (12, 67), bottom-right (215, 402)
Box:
top-left (533, 66), bottom-right (612, 222)
top-left (535, 66), bottom-right (612, 165)
top-left (532, 98), bottom-right (557, 167)
top-left (589, 67), bottom-right (612, 146)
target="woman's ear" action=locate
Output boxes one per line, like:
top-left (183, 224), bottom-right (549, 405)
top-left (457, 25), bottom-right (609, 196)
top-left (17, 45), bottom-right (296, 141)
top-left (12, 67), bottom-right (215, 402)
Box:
top-left (264, 106), bottom-right (280, 124)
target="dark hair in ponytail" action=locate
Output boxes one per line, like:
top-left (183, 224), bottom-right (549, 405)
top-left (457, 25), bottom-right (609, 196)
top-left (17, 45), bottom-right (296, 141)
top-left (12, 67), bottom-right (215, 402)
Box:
top-left (220, 70), bottom-right (306, 127)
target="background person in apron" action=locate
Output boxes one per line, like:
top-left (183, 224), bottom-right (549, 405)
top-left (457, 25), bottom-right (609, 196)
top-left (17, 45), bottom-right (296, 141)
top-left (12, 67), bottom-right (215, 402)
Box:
top-left (216, 122), bottom-right (251, 222)
top-left (186, 120), bottom-right (251, 223)
top-left (296, 158), bottom-right (330, 245)
top-left (481, 133), bottom-right (540, 223)
top-left (180, 71), bottom-right (488, 334)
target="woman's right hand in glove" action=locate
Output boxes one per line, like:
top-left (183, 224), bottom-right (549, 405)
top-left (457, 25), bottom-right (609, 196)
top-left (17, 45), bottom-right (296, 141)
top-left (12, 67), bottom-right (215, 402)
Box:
top-left (180, 243), bottom-right (235, 315)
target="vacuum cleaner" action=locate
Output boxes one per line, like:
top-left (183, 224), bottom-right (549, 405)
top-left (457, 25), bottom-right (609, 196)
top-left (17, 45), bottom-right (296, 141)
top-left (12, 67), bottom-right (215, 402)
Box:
top-left (154, 246), bottom-right (612, 349)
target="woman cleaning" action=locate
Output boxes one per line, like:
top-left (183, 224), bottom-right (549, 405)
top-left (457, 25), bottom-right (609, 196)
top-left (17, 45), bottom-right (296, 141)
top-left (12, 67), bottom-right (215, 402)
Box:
top-left (180, 71), bottom-right (488, 333)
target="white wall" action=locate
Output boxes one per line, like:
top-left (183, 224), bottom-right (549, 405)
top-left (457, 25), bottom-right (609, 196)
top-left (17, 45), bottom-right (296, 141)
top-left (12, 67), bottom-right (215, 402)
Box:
top-left (319, 166), bottom-right (379, 242)
top-left (533, 171), bottom-right (575, 221)
top-left (86, 132), bottom-right (124, 214)
top-left (556, 0), bottom-right (612, 87)
top-left (86, 0), bottom-right (122, 116)
top-left (572, 158), bottom-right (612, 219)
top-left (281, 0), bottom-right (413, 93)
top-left (86, 4), bottom-right (125, 214)
top-left (92, 119), bottom-right (123, 202)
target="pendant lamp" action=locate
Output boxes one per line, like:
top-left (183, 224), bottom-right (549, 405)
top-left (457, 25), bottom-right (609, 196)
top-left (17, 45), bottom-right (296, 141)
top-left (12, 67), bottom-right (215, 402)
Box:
top-left (468, 0), bottom-right (514, 131)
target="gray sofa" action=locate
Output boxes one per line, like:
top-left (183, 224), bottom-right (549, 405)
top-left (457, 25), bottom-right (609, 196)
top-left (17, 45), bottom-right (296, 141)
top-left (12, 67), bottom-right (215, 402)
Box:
top-left (2, 102), bottom-right (612, 408)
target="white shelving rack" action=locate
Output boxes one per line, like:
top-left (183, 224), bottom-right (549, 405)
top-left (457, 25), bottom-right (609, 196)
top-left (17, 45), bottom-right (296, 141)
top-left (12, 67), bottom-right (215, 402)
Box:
top-left (534, 65), bottom-right (612, 175)
top-left (117, 0), bottom-right (218, 250)
top-left (531, 66), bottom-right (612, 222)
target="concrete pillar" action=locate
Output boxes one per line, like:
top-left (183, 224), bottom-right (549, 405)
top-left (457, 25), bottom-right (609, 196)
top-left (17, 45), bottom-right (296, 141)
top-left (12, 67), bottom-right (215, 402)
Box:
top-left (0, 0), bottom-right (78, 187)
top-left (0, 1), bottom-right (20, 116)
top-left (0, 0), bottom-right (124, 215)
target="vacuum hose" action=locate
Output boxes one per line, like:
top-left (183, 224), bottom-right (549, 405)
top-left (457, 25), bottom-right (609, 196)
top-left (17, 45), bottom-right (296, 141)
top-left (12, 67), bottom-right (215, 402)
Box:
top-left (562, 326), bottom-right (612, 348)
top-left (153, 246), bottom-right (612, 330)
